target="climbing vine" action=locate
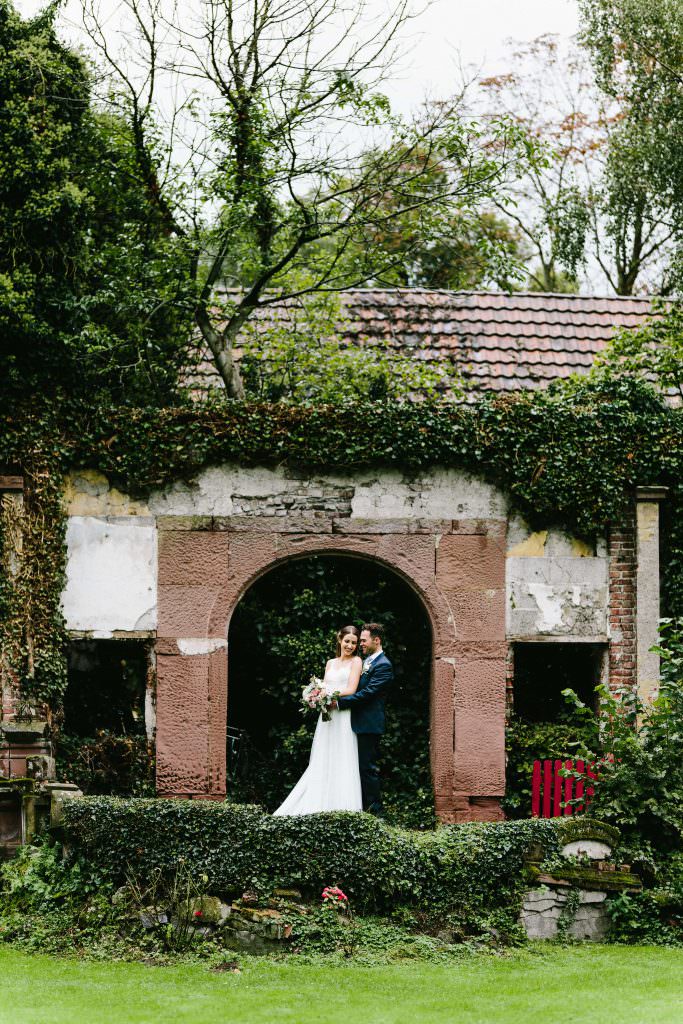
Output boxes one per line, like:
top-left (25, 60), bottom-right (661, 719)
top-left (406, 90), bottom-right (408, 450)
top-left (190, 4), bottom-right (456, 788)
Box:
top-left (0, 449), bottom-right (68, 724)
top-left (0, 371), bottom-right (682, 720)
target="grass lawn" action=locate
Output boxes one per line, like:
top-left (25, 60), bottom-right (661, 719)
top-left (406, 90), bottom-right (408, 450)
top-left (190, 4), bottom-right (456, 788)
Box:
top-left (1, 945), bottom-right (682, 1024)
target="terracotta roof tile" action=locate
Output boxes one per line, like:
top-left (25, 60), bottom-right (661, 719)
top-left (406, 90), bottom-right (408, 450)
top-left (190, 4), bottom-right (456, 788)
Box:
top-left (190, 288), bottom-right (658, 395)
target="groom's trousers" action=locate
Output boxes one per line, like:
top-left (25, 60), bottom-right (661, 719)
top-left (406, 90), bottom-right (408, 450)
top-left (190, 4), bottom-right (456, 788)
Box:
top-left (357, 733), bottom-right (382, 814)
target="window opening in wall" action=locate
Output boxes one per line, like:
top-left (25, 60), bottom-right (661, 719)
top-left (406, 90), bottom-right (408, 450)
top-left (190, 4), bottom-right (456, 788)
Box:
top-left (512, 642), bottom-right (604, 722)
top-left (57, 640), bottom-right (155, 796)
top-left (504, 642), bottom-right (605, 820)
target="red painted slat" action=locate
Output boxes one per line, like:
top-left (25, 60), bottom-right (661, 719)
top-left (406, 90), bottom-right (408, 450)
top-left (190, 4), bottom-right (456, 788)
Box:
top-left (563, 759), bottom-right (573, 816)
top-left (542, 760), bottom-right (552, 818)
top-left (575, 759), bottom-right (585, 813)
top-left (586, 764), bottom-right (597, 806)
top-left (531, 760), bottom-right (542, 817)
top-left (553, 760), bottom-right (563, 817)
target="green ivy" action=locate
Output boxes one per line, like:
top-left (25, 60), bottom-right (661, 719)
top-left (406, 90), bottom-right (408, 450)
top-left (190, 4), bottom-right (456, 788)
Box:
top-left (1, 371), bottom-right (681, 713)
top-left (61, 796), bottom-right (561, 930)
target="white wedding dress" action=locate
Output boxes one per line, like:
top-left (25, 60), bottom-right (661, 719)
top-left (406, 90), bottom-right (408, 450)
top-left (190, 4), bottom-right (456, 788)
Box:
top-left (273, 660), bottom-right (363, 816)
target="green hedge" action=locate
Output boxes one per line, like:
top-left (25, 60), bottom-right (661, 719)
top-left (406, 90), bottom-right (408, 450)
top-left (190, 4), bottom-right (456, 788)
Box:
top-left (61, 797), bottom-right (561, 921)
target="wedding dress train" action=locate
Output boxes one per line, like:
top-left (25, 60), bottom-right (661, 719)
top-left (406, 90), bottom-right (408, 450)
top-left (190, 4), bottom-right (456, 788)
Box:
top-left (273, 661), bottom-right (363, 815)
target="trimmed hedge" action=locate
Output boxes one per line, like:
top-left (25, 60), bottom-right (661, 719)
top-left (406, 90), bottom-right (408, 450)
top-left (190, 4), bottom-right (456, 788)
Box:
top-left (61, 797), bottom-right (562, 920)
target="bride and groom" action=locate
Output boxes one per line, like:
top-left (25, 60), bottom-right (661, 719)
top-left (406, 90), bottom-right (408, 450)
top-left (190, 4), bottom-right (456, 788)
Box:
top-left (274, 623), bottom-right (393, 817)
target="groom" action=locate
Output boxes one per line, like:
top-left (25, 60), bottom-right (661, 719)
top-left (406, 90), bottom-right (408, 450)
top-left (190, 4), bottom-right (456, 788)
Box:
top-left (337, 622), bottom-right (393, 816)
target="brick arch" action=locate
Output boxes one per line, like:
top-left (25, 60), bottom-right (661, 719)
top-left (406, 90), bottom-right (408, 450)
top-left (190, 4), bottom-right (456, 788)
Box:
top-left (156, 525), bottom-right (507, 822)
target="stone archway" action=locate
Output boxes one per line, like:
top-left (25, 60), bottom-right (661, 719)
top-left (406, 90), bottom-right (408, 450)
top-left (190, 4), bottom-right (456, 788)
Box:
top-left (155, 524), bottom-right (507, 822)
top-left (226, 552), bottom-right (432, 817)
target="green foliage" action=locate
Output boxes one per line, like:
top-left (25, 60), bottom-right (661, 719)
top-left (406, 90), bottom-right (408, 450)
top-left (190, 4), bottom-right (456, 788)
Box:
top-left (608, 889), bottom-right (683, 946)
top-left (597, 303), bottom-right (683, 399)
top-left (0, 838), bottom-right (123, 956)
top-left (61, 797), bottom-right (560, 931)
top-left (55, 733), bottom-right (155, 797)
top-left (0, 2), bottom-right (193, 406)
top-left (563, 667), bottom-right (683, 856)
top-left (1, 369), bottom-right (679, 712)
top-left (579, 0), bottom-right (683, 294)
top-left (0, 453), bottom-right (68, 719)
top-left (239, 291), bottom-right (461, 403)
top-left (0, 0), bottom-right (90, 392)
top-left (64, 373), bottom-right (669, 541)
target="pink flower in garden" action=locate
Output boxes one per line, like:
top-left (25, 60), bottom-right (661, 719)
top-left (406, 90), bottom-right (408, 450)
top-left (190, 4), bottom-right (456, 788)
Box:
top-left (322, 885), bottom-right (348, 904)
top-left (193, 910), bottom-right (203, 918)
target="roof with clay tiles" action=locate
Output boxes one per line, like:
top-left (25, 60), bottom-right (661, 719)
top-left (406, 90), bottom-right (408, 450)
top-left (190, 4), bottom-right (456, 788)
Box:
top-left (191, 289), bottom-right (658, 394)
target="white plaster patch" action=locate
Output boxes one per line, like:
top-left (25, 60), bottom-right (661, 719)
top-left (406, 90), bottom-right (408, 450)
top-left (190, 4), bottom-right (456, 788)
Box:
top-left (177, 638), bottom-right (228, 655)
top-left (351, 468), bottom-right (507, 520)
top-left (507, 556), bottom-right (609, 637)
top-left (527, 583), bottom-right (565, 632)
top-left (62, 517), bottom-right (157, 634)
top-left (562, 840), bottom-right (613, 861)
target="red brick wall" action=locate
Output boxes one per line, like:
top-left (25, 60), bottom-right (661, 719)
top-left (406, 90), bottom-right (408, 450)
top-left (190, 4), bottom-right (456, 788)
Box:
top-left (608, 507), bottom-right (637, 694)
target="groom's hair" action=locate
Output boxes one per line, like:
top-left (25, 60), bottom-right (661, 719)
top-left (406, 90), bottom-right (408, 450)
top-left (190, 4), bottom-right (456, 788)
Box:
top-left (362, 622), bottom-right (384, 643)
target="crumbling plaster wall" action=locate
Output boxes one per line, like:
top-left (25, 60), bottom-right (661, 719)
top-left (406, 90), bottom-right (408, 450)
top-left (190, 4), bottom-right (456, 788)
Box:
top-left (506, 518), bottom-right (609, 640)
top-left (61, 466), bottom-right (609, 643)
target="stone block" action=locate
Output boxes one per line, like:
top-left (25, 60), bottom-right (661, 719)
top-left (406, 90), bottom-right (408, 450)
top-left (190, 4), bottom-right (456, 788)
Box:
top-left (157, 585), bottom-right (224, 638)
top-left (437, 533), bottom-right (506, 593)
top-left (562, 840), bottom-right (613, 861)
top-left (449, 590), bottom-right (507, 641)
top-left (568, 902), bottom-right (610, 941)
top-left (158, 532), bottom-right (230, 586)
top-left (430, 659), bottom-right (455, 794)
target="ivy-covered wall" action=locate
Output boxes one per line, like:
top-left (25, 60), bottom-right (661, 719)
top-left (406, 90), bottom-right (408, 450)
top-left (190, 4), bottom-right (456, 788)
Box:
top-left (0, 373), bottom-right (680, 725)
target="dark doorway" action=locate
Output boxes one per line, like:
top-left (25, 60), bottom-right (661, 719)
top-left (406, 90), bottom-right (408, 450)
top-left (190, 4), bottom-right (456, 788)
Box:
top-left (228, 555), bottom-right (433, 828)
top-left (56, 639), bottom-right (154, 796)
top-left (512, 642), bottom-right (604, 722)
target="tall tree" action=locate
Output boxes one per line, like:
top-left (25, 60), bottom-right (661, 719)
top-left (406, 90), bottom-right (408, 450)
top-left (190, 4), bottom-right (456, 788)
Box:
top-left (579, 0), bottom-right (683, 293)
top-left (0, 1), bottom-right (193, 406)
top-left (471, 30), bottom-right (683, 295)
top-left (78, 0), bottom-right (524, 397)
top-left (0, 0), bottom-right (91, 393)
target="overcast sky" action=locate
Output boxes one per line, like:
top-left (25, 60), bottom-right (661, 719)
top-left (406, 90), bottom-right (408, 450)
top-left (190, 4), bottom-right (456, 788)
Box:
top-left (16, 0), bottom-right (580, 111)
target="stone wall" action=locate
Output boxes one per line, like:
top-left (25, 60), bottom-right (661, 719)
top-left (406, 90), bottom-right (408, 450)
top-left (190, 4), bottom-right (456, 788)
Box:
top-left (58, 464), bottom-right (644, 821)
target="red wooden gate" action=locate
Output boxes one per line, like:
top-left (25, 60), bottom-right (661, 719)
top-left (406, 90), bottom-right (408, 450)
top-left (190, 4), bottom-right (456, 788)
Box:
top-left (531, 758), bottom-right (596, 817)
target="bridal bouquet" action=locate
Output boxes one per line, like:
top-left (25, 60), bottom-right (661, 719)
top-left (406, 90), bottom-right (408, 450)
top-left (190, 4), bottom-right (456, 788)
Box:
top-left (301, 676), bottom-right (339, 722)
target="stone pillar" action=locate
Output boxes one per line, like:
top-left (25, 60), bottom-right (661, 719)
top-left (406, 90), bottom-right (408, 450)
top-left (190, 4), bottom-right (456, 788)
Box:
top-left (635, 486), bottom-right (667, 703)
top-left (435, 523), bottom-right (507, 822)
top-left (156, 528), bottom-right (230, 798)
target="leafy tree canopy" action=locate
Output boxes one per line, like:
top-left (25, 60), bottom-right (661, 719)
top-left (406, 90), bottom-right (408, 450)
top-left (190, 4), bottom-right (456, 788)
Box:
top-left (0, 0), bottom-right (194, 406)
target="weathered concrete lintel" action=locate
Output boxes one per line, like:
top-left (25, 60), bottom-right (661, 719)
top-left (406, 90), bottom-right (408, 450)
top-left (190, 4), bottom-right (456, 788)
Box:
top-left (508, 634), bottom-right (608, 644)
top-left (68, 629), bottom-right (156, 640)
top-left (635, 485), bottom-right (668, 503)
top-left (0, 476), bottom-right (23, 491)
top-left (155, 514), bottom-right (501, 536)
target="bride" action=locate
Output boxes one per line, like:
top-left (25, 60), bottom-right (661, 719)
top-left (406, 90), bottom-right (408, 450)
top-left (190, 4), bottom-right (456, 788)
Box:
top-left (274, 625), bottom-right (363, 815)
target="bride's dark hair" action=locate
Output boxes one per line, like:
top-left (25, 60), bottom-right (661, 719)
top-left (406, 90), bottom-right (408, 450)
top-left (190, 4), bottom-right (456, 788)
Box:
top-left (336, 624), bottom-right (360, 657)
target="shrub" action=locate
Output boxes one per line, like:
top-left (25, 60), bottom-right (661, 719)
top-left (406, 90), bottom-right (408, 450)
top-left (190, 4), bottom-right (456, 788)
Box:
top-left (61, 797), bottom-right (560, 930)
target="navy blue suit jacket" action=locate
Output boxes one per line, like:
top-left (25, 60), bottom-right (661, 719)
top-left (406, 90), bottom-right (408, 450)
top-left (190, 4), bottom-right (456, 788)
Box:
top-left (337, 651), bottom-right (393, 734)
